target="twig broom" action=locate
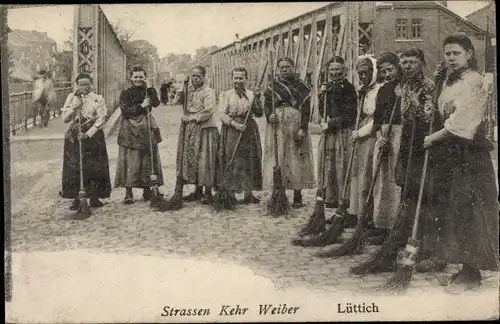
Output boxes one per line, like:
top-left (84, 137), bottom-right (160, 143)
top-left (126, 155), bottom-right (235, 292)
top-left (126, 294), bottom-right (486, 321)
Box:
top-left (379, 108), bottom-right (435, 292)
top-left (145, 89), bottom-right (164, 208)
top-left (267, 49), bottom-right (290, 217)
top-left (72, 101), bottom-right (91, 220)
top-left (293, 89), bottom-right (364, 247)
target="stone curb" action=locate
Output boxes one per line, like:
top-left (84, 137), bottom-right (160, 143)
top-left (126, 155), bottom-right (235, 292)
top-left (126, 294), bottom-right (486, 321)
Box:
top-left (10, 107), bottom-right (122, 143)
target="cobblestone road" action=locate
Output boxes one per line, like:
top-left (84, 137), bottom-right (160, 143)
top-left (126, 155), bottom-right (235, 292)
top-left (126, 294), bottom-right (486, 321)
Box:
top-left (9, 104), bottom-right (499, 295)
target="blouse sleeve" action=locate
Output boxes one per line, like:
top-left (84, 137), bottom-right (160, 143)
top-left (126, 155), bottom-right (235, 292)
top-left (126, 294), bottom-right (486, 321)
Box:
top-left (85, 95), bottom-right (108, 138)
top-left (219, 92), bottom-right (232, 125)
top-left (444, 73), bottom-right (487, 140)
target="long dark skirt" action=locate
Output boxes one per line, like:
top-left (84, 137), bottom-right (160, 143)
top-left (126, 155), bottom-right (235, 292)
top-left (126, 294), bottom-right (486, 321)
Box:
top-left (431, 137), bottom-right (499, 270)
top-left (114, 145), bottom-right (164, 188)
top-left (60, 129), bottom-right (111, 199)
top-left (219, 117), bottom-right (262, 192)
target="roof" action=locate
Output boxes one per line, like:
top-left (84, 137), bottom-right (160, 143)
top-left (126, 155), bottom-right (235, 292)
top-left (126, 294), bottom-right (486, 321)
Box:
top-left (8, 29), bottom-right (57, 46)
top-left (376, 1), bottom-right (494, 37)
top-left (465, 3), bottom-right (493, 19)
top-left (9, 63), bottom-right (34, 82)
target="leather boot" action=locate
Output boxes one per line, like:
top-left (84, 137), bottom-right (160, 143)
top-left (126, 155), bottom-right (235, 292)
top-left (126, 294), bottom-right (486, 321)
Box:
top-left (90, 182), bottom-right (104, 207)
top-left (292, 190), bottom-right (303, 208)
top-left (123, 187), bottom-right (134, 204)
top-left (201, 186), bottom-right (214, 205)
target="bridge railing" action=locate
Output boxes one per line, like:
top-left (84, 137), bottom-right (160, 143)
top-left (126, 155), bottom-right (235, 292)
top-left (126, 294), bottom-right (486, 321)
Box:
top-left (9, 87), bottom-right (72, 135)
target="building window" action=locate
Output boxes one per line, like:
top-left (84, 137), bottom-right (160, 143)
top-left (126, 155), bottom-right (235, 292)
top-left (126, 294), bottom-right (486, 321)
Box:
top-left (411, 19), bottom-right (423, 39)
top-left (396, 18), bottom-right (423, 40)
top-left (396, 19), bottom-right (408, 40)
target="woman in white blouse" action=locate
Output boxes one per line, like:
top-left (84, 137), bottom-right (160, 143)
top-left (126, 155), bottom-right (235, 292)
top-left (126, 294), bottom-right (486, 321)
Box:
top-left (423, 33), bottom-right (498, 292)
top-left (59, 73), bottom-right (111, 212)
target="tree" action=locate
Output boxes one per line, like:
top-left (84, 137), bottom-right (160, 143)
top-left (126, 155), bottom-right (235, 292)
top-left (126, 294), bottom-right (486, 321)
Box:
top-left (110, 19), bottom-right (152, 72)
top-left (7, 47), bottom-right (14, 76)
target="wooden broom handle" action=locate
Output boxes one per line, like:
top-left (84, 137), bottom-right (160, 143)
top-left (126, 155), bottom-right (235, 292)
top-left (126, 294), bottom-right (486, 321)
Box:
top-left (411, 108), bottom-right (435, 239)
top-left (77, 95), bottom-right (84, 192)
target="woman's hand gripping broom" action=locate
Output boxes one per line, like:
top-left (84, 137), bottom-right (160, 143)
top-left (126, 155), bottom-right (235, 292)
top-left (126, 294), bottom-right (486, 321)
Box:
top-left (157, 76), bottom-right (190, 211)
top-left (266, 49), bottom-right (290, 217)
top-left (317, 91), bottom-right (402, 258)
top-left (214, 61), bottom-right (269, 211)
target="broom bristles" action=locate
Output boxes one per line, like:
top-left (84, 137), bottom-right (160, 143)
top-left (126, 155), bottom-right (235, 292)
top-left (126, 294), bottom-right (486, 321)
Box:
top-left (350, 202), bottom-right (408, 275)
top-left (73, 195), bottom-right (91, 220)
top-left (150, 186), bottom-right (164, 208)
top-left (268, 166), bottom-right (290, 217)
top-left (298, 198), bottom-right (325, 237)
top-left (377, 265), bottom-right (414, 293)
top-left (292, 210), bottom-right (344, 248)
top-left (319, 216), bottom-right (365, 257)
top-left (213, 186), bottom-right (237, 211)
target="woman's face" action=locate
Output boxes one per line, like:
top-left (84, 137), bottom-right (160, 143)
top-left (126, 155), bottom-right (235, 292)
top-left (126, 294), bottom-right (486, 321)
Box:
top-left (232, 71), bottom-right (247, 90)
top-left (278, 60), bottom-right (294, 79)
top-left (444, 43), bottom-right (472, 72)
top-left (357, 65), bottom-right (373, 87)
top-left (131, 71), bottom-right (146, 87)
top-left (191, 68), bottom-right (205, 88)
top-left (328, 62), bottom-right (345, 82)
top-left (379, 62), bottom-right (399, 83)
top-left (77, 78), bottom-right (92, 94)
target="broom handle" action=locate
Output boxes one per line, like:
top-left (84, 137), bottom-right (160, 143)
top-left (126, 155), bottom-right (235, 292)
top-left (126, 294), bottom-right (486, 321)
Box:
top-left (77, 95), bottom-right (84, 192)
top-left (226, 60), bottom-right (269, 169)
top-left (339, 92), bottom-right (364, 201)
top-left (270, 51), bottom-right (279, 168)
top-left (145, 87), bottom-right (156, 179)
top-left (401, 116), bottom-right (417, 201)
top-left (410, 108), bottom-right (435, 240)
top-left (321, 75), bottom-right (330, 194)
top-left (176, 79), bottom-right (189, 184)
top-left (362, 95), bottom-right (401, 208)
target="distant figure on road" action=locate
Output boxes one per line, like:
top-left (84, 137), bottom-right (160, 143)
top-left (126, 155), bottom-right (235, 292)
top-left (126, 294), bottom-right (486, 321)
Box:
top-left (59, 72), bottom-right (111, 210)
top-left (160, 78), bottom-right (170, 105)
top-left (115, 65), bottom-right (164, 204)
top-left (32, 70), bottom-right (56, 128)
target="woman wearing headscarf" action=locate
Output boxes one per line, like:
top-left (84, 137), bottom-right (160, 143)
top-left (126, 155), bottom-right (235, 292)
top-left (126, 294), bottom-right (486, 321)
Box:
top-left (348, 55), bottom-right (381, 220)
top-left (423, 33), bottom-right (498, 292)
top-left (262, 57), bottom-right (316, 208)
top-left (60, 73), bottom-right (111, 210)
top-left (317, 56), bottom-right (358, 208)
top-left (368, 52), bottom-right (403, 244)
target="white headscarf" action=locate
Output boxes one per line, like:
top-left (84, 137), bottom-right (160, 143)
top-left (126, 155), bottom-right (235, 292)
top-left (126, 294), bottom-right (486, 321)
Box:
top-left (356, 54), bottom-right (378, 89)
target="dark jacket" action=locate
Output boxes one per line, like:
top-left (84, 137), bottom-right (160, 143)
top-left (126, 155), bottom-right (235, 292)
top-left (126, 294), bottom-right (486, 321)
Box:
top-left (117, 85), bottom-right (161, 150)
top-left (263, 75), bottom-right (311, 132)
top-left (317, 78), bottom-right (358, 131)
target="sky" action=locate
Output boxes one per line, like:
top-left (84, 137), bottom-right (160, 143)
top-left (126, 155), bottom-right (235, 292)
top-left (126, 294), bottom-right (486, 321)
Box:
top-left (7, 1), bottom-right (492, 57)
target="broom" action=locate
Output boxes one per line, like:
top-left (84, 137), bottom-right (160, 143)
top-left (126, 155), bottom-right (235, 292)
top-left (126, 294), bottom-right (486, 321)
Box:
top-left (317, 93), bottom-right (401, 257)
top-left (214, 60), bottom-right (269, 211)
top-left (157, 77), bottom-right (190, 211)
top-left (350, 116), bottom-right (417, 275)
top-left (71, 97), bottom-right (91, 220)
top-left (379, 92), bottom-right (439, 292)
top-left (296, 74), bottom-right (330, 237)
top-left (293, 88), bottom-right (364, 247)
top-left (145, 86), bottom-right (164, 208)
top-left (267, 49), bottom-right (290, 217)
